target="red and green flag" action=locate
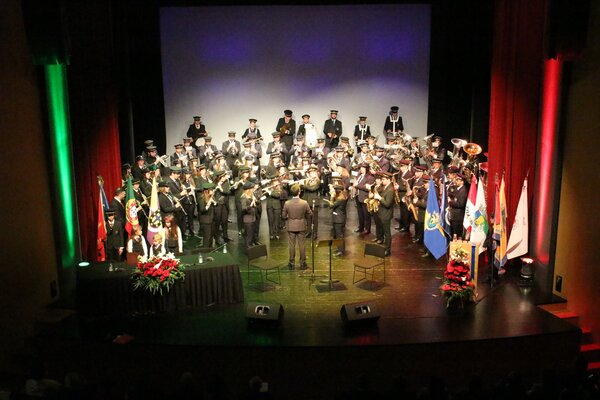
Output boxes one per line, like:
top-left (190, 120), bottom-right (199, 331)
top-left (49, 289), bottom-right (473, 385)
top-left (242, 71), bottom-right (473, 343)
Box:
top-left (124, 176), bottom-right (139, 235)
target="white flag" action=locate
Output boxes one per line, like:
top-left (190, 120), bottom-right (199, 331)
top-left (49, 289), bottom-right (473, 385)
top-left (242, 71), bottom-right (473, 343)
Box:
top-left (470, 178), bottom-right (489, 254)
top-left (507, 178), bottom-right (528, 259)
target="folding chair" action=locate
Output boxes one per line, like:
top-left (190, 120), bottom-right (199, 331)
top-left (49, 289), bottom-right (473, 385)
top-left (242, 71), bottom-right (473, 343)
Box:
top-left (353, 242), bottom-right (386, 289)
top-left (247, 244), bottom-right (282, 286)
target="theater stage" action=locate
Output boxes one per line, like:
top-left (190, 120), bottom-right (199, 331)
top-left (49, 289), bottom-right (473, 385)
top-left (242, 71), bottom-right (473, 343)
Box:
top-left (44, 208), bottom-right (581, 398)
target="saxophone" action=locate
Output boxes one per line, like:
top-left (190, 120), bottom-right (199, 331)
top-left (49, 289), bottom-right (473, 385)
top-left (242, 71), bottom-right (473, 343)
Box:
top-left (365, 183), bottom-right (380, 214)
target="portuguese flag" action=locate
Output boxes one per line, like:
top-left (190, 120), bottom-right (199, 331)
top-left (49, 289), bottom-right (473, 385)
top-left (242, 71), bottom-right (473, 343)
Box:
top-left (124, 176), bottom-right (139, 235)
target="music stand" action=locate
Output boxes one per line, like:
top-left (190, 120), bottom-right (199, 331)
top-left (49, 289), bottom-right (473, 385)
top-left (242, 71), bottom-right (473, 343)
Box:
top-left (317, 238), bottom-right (344, 289)
top-left (300, 201), bottom-right (327, 280)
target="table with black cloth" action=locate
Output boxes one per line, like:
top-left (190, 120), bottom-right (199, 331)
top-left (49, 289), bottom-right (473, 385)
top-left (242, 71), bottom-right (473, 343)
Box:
top-left (77, 253), bottom-right (244, 315)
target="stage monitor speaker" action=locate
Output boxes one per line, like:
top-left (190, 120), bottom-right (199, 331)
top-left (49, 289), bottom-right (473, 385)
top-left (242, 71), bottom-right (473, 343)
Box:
top-left (246, 302), bottom-right (284, 322)
top-left (340, 301), bottom-right (380, 323)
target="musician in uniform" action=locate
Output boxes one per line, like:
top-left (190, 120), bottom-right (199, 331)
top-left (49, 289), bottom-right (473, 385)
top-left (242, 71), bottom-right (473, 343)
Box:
top-left (240, 181), bottom-right (257, 248)
top-left (140, 167), bottom-right (153, 198)
top-left (197, 182), bottom-right (217, 248)
top-left (353, 162), bottom-right (374, 234)
top-left (275, 110), bottom-right (296, 165)
top-left (396, 159), bottom-right (414, 232)
top-left (158, 182), bottom-right (181, 216)
top-left (282, 183), bottom-right (312, 270)
top-left (222, 131), bottom-right (241, 171)
top-left (186, 115), bottom-right (206, 147)
top-left (447, 173), bottom-right (468, 239)
top-left (198, 136), bottom-right (218, 166)
top-left (302, 165), bottom-right (321, 239)
top-left (353, 116), bottom-right (371, 150)
top-left (384, 106), bottom-right (404, 135)
top-left (132, 178), bottom-right (148, 236)
top-left (266, 131), bottom-right (288, 162)
top-left (323, 110), bottom-right (342, 149)
top-left (105, 209), bottom-right (124, 261)
top-left (166, 166), bottom-right (186, 236)
top-left (144, 145), bottom-right (162, 171)
top-left (242, 118), bottom-right (261, 140)
top-left (375, 146), bottom-right (391, 172)
top-left (407, 138), bottom-right (422, 165)
top-left (265, 177), bottom-right (282, 240)
top-left (329, 183), bottom-right (349, 257)
top-left (374, 171), bottom-right (395, 256)
top-left (131, 155), bottom-right (147, 180)
top-left (212, 169), bottom-right (232, 245)
top-left (183, 138), bottom-right (197, 160)
top-left (180, 168), bottom-right (197, 238)
top-left (411, 166), bottom-right (429, 251)
top-left (296, 114), bottom-right (311, 143)
top-left (288, 135), bottom-right (307, 168)
top-left (233, 166), bottom-right (251, 235)
top-left (170, 143), bottom-right (187, 169)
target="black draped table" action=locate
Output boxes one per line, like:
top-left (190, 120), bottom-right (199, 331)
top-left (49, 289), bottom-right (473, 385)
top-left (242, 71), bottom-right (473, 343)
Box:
top-left (77, 253), bottom-right (244, 315)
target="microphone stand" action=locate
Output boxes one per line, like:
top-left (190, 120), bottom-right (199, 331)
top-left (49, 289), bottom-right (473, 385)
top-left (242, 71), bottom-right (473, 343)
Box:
top-left (300, 199), bottom-right (326, 280)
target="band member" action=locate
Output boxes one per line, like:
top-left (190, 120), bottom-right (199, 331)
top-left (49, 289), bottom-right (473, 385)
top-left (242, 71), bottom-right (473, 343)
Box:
top-left (296, 114), bottom-right (311, 143)
top-left (105, 209), bottom-right (124, 261)
top-left (162, 214), bottom-right (183, 254)
top-left (141, 139), bottom-right (154, 160)
top-left (140, 167), bottom-right (153, 198)
top-left (410, 166), bottom-right (428, 248)
top-left (166, 166), bottom-right (187, 234)
top-left (313, 137), bottom-right (329, 166)
top-left (144, 145), bottom-right (164, 173)
top-left (264, 152), bottom-right (282, 180)
top-left (180, 168), bottom-right (197, 237)
top-left (131, 155), bottom-right (147, 180)
top-left (353, 163), bottom-right (374, 234)
top-left (265, 177), bottom-right (282, 240)
top-left (222, 131), bottom-right (241, 171)
top-left (340, 136), bottom-right (354, 162)
top-left (373, 171), bottom-right (395, 256)
top-left (396, 160), bottom-right (414, 232)
top-left (110, 187), bottom-right (127, 225)
top-left (329, 183), bottom-right (349, 256)
top-left (149, 232), bottom-right (165, 257)
top-left (242, 118), bottom-right (261, 140)
top-left (126, 225), bottom-right (148, 258)
top-left (158, 182), bottom-right (182, 219)
top-left (384, 106), bottom-right (404, 135)
top-left (275, 109), bottom-right (296, 165)
top-left (407, 137), bottom-right (422, 165)
top-left (243, 137), bottom-right (262, 167)
top-left (302, 165), bottom-right (321, 239)
top-left (375, 146), bottom-right (391, 172)
top-left (171, 143), bottom-right (187, 168)
top-left (429, 158), bottom-right (445, 199)
top-left (121, 163), bottom-right (132, 186)
top-left (369, 173), bottom-right (384, 245)
top-left (213, 169), bottom-right (232, 244)
top-left (240, 181), bottom-right (257, 248)
top-left (288, 135), bottom-right (307, 168)
top-left (198, 136), bottom-right (218, 166)
top-left (448, 173), bottom-right (468, 239)
top-left (353, 116), bottom-right (371, 149)
top-left (233, 166), bottom-right (251, 234)
top-left (198, 182), bottom-right (217, 248)
top-left (323, 110), bottom-right (342, 149)
top-left (183, 137), bottom-right (197, 159)
top-left (132, 178), bottom-right (148, 236)
top-left (334, 163), bottom-right (351, 189)
top-left (266, 131), bottom-right (288, 160)
top-left (352, 141), bottom-right (370, 171)
top-left (186, 115), bottom-right (207, 146)
top-left (282, 183), bottom-right (312, 270)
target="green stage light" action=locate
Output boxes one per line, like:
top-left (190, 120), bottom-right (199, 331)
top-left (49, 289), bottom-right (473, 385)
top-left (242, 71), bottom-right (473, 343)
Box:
top-left (45, 64), bottom-right (77, 268)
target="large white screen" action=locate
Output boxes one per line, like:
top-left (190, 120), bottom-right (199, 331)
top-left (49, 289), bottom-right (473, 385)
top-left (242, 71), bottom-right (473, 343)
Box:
top-left (160, 4), bottom-right (430, 151)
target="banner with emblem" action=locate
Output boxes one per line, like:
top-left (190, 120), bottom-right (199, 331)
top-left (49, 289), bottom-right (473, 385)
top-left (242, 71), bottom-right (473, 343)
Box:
top-left (424, 177), bottom-right (448, 259)
top-left (146, 176), bottom-right (162, 244)
top-left (493, 175), bottom-right (508, 267)
top-left (124, 176), bottom-right (139, 235)
top-left (471, 177), bottom-right (489, 254)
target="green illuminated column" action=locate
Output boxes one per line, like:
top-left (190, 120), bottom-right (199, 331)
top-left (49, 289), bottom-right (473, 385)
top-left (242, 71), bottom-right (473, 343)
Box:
top-left (45, 64), bottom-right (79, 269)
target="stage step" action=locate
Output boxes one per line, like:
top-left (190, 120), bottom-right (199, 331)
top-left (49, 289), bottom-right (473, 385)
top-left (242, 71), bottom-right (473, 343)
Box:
top-left (581, 327), bottom-right (595, 345)
top-left (581, 343), bottom-right (600, 358)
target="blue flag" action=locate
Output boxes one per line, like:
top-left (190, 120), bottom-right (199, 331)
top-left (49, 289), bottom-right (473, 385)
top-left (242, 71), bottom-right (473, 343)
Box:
top-left (424, 177), bottom-right (448, 259)
top-left (440, 175), bottom-right (450, 236)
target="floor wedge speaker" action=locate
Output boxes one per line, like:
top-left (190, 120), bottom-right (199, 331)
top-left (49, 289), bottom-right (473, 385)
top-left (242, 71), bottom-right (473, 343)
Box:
top-left (246, 302), bottom-right (284, 322)
top-left (340, 301), bottom-right (380, 323)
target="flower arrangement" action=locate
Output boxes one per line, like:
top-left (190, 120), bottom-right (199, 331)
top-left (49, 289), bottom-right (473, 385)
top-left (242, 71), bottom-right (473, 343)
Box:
top-left (440, 247), bottom-right (476, 308)
top-left (131, 253), bottom-right (186, 295)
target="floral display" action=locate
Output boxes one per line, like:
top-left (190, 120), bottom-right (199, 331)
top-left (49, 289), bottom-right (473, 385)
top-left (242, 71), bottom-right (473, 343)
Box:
top-left (131, 253), bottom-right (186, 295)
top-left (440, 247), bottom-right (476, 308)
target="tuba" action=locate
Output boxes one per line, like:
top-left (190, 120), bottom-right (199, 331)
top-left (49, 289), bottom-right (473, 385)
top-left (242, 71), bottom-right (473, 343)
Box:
top-left (463, 142), bottom-right (482, 162)
top-left (449, 138), bottom-right (467, 167)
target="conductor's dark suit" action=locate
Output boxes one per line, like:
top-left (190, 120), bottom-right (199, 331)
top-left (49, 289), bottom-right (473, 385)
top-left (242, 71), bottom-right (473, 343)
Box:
top-left (282, 197), bottom-right (312, 269)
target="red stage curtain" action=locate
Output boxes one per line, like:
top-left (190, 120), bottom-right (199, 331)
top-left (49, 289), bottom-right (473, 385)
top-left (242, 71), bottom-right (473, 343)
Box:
top-left (487, 0), bottom-right (547, 229)
top-left (68, 1), bottom-right (122, 262)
